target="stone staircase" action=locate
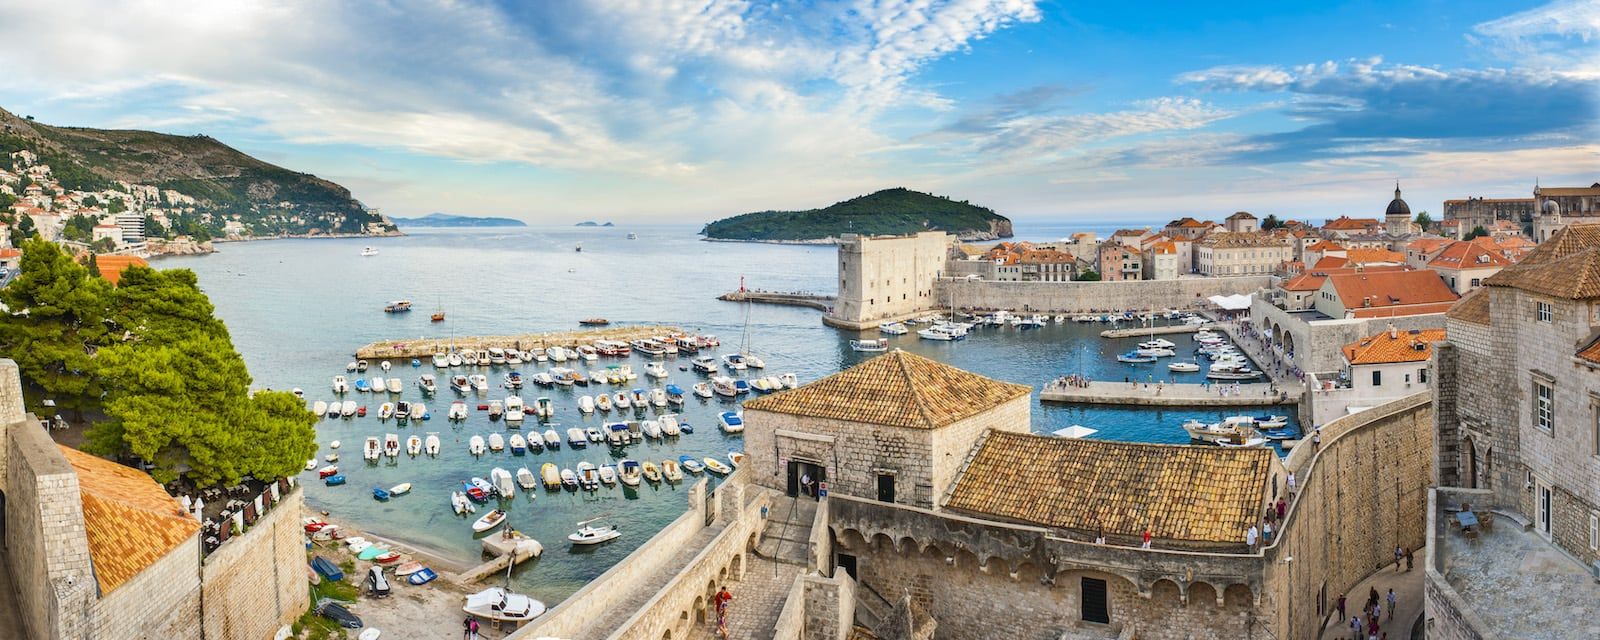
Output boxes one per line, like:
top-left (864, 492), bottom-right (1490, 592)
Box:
top-left (753, 496), bottom-right (817, 566)
top-left (853, 581), bottom-right (895, 636)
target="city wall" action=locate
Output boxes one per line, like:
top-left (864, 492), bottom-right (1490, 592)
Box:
top-left (1422, 488), bottom-right (1492, 640)
top-left (934, 275), bottom-right (1271, 315)
top-left (1250, 297), bottom-right (1447, 374)
top-left (200, 485), bottom-right (308, 640)
top-left (3, 408), bottom-right (93, 640)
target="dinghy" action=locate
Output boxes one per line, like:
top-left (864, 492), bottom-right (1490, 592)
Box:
top-left (425, 433), bottom-right (441, 456)
top-left (389, 483), bottom-right (411, 496)
top-left (509, 433), bottom-right (527, 455)
top-left (394, 562), bottom-right (426, 577)
top-left (407, 567), bottom-right (438, 586)
top-left (319, 465), bottom-right (340, 478)
top-left (703, 457), bottom-right (732, 475)
top-left (517, 466), bottom-right (537, 490)
top-left (405, 435), bottom-right (422, 457)
top-left (619, 459), bottom-right (642, 486)
top-left (468, 435), bottom-right (486, 456)
top-left (728, 451), bottom-right (746, 467)
top-left (662, 459), bottom-right (683, 482)
top-left (678, 455), bottom-right (705, 474)
top-left (642, 461), bottom-right (662, 483)
top-left (472, 509), bottom-right (508, 533)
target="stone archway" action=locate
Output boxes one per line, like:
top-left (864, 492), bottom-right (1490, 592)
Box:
top-left (1189, 581), bottom-right (1219, 607)
top-left (730, 554), bottom-right (743, 581)
top-left (1464, 436), bottom-right (1478, 489)
top-left (1223, 584), bottom-right (1253, 608)
top-left (1151, 579), bottom-right (1183, 605)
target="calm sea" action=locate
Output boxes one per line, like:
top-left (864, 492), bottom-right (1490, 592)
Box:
top-left (164, 222), bottom-right (1288, 603)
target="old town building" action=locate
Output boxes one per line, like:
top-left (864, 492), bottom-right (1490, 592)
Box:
top-left (1195, 231), bottom-right (1293, 276)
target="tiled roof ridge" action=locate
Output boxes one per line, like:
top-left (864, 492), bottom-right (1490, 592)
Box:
top-left (896, 351), bottom-right (937, 429)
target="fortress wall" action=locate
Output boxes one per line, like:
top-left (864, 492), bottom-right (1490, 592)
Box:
top-left (934, 276), bottom-right (1272, 314)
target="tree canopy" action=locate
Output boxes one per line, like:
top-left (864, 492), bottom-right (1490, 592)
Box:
top-left (1414, 211), bottom-right (1433, 232)
top-left (0, 240), bottom-right (315, 485)
top-left (1465, 225), bottom-right (1489, 240)
top-left (1261, 214), bottom-right (1283, 230)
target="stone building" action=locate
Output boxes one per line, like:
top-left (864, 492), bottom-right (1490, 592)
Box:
top-left (1195, 231), bottom-right (1293, 276)
top-left (1339, 326), bottom-right (1444, 405)
top-left (1224, 211), bottom-right (1258, 233)
top-left (824, 232), bottom-right (952, 330)
top-left (1425, 237), bottom-right (1512, 294)
top-left (1442, 196), bottom-right (1534, 232)
top-left (1384, 184), bottom-right (1415, 236)
top-left (1096, 243), bottom-right (1143, 281)
top-left (1531, 182), bottom-right (1600, 242)
top-left (1311, 268), bottom-right (1458, 320)
top-left (0, 360), bottom-right (307, 640)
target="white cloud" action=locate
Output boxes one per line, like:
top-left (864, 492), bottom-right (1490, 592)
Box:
top-left (1473, 0), bottom-right (1600, 77)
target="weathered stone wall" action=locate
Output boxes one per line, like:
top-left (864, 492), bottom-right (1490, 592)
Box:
top-left (935, 275), bottom-right (1271, 315)
top-left (1439, 312), bottom-right (1520, 506)
top-left (745, 396), bottom-right (1028, 510)
top-left (0, 359), bottom-right (23, 489)
top-left (802, 571), bottom-right (855, 640)
top-left (826, 232), bottom-right (951, 328)
top-left (200, 486), bottom-right (308, 640)
top-left (1268, 393), bottom-right (1432, 638)
top-left (91, 536), bottom-right (201, 640)
top-left (4, 407), bottom-right (94, 640)
top-left (1250, 297), bottom-right (1447, 374)
top-left (1422, 488), bottom-right (1491, 640)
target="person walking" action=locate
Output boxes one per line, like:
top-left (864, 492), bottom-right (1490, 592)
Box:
top-left (1245, 523), bottom-right (1259, 550)
top-left (1395, 546), bottom-right (1404, 572)
top-left (1386, 588), bottom-right (1396, 621)
top-left (1287, 471), bottom-right (1296, 495)
top-left (1349, 615), bottom-right (1362, 640)
top-left (1276, 497), bottom-right (1287, 521)
top-left (1335, 592), bottom-right (1347, 625)
top-left (1263, 519), bottom-right (1273, 544)
top-left (1405, 546), bottom-right (1414, 571)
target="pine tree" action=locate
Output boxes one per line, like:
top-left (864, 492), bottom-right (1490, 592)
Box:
top-left (0, 239), bottom-right (112, 419)
top-left (86, 253), bottom-right (100, 278)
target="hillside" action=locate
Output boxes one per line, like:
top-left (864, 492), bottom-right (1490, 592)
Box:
top-left (391, 213), bottom-right (526, 228)
top-left (0, 106), bottom-right (393, 239)
top-left (701, 188), bottom-right (1012, 242)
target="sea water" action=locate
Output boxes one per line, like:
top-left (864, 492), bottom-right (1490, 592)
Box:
top-left (166, 223), bottom-right (1292, 603)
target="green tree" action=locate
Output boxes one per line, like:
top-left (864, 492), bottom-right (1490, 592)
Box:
top-left (62, 214), bottom-right (97, 242)
top-left (0, 239), bottom-right (113, 418)
top-left (81, 194), bottom-right (99, 208)
top-left (1465, 225), bottom-right (1489, 240)
top-left (91, 238), bottom-right (116, 253)
top-left (1077, 269), bottom-right (1101, 281)
top-left (86, 253), bottom-right (100, 278)
top-left (107, 197), bottom-right (127, 214)
top-left (1261, 214), bottom-right (1282, 230)
top-left (1414, 211), bottom-right (1433, 232)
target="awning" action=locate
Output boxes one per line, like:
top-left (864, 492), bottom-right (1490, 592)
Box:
top-left (1208, 293), bottom-right (1253, 311)
top-left (1051, 425), bottom-right (1098, 439)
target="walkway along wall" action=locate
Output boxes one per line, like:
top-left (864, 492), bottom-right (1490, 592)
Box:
top-left (199, 484), bottom-right (308, 640)
top-left (934, 275), bottom-right (1271, 315)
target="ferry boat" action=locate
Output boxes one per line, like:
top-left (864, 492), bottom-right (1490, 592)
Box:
top-left (383, 299), bottom-right (413, 313)
top-left (1116, 351), bottom-right (1157, 363)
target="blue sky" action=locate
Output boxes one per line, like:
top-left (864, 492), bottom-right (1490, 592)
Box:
top-left (0, 0), bottom-right (1595, 224)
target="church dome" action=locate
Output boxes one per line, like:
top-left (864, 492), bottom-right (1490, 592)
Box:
top-left (1386, 184), bottom-right (1410, 217)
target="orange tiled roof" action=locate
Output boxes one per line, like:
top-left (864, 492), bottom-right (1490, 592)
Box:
top-left (1446, 288), bottom-right (1491, 325)
top-left (1306, 240), bottom-right (1344, 251)
top-left (58, 446), bottom-right (198, 594)
top-left (1577, 335), bottom-right (1600, 365)
top-left (1346, 248), bottom-right (1406, 265)
top-left (1406, 238), bottom-right (1452, 254)
top-left (743, 350), bottom-right (1031, 430)
top-left (1197, 231), bottom-right (1290, 248)
top-left (1313, 256), bottom-right (1349, 270)
top-left (1323, 216), bottom-right (1381, 231)
top-left (1537, 185), bottom-right (1600, 197)
top-left (1350, 301), bottom-right (1459, 318)
top-left (1018, 249), bottom-right (1075, 264)
top-left (0, 248), bottom-right (20, 259)
top-left (1327, 269), bottom-right (1459, 312)
top-left (1428, 240), bottom-right (1512, 270)
top-left (944, 432), bottom-right (1273, 545)
top-left (87, 255), bottom-right (149, 286)
top-left (1342, 328), bottom-right (1447, 365)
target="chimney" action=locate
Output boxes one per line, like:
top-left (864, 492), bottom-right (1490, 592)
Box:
top-left (1389, 323), bottom-right (1398, 339)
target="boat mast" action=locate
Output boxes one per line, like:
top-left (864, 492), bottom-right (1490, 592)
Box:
top-left (740, 276), bottom-right (752, 357)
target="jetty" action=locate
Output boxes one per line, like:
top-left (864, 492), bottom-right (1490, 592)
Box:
top-left (1100, 323), bottom-right (1215, 338)
top-left (717, 290), bottom-right (835, 311)
top-left (1039, 380), bottom-right (1302, 407)
top-left (459, 530), bottom-right (543, 584)
top-left (354, 325), bottom-right (681, 359)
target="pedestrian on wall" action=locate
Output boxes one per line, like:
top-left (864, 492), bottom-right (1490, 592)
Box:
top-left (1141, 527), bottom-right (1152, 549)
top-left (1386, 588), bottom-right (1396, 620)
top-left (1245, 523), bottom-right (1258, 550)
top-left (1263, 519), bottom-right (1273, 544)
top-left (1276, 497), bottom-right (1287, 521)
top-left (1336, 593), bottom-right (1347, 624)
top-left (1394, 546), bottom-right (1404, 572)
top-left (1349, 616), bottom-right (1361, 640)
top-left (1405, 546), bottom-right (1414, 571)
top-left (1287, 471), bottom-right (1296, 494)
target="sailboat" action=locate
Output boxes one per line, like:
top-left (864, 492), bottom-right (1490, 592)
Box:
top-left (431, 299), bottom-right (445, 323)
top-left (736, 276), bottom-right (766, 369)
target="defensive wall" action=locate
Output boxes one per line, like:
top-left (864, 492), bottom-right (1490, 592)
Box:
top-left (1422, 488), bottom-right (1493, 640)
top-left (199, 484), bottom-right (308, 640)
top-left (819, 391), bottom-right (1432, 639)
top-left (1248, 297), bottom-right (1447, 374)
top-left (514, 474), bottom-right (773, 640)
top-left (933, 275), bottom-right (1271, 316)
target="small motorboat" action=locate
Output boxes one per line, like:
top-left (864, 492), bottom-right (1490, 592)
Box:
top-left (650, 388), bottom-right (669, 407)
top-left (386, 378), bottom-right (403, 393)
top-left (534, 397), bottom-right (554, 419)
top-left (662, 459), bottom-right (684, 482)
top-left (597, 463), bottom-right (618, 486)
top-left (378, 402), bottom-right (394, 421)
top-left (324, 474), bottom-right (346, 486)
top-left (324, 453), bottom-right (339, 463)
top-left (418, 374), bottom-right (437, 394)
top-left (488, 433), bottom-right (505, 452)
top-left (509, 433), bottom-right (528, 455)
top-left (323, 402), bottom-right (341, 419)
top-left (619, 459), bottom-right (642, 486)
top-left (645, 362), bottom-right (669, 379)
top-left (566, 427), bottom-right (588, 449)
top-left (469, 435), bottom-right (486, 456)
top-left (721, 353), bottom-right (747, 371)
top-left (693, 382), bottom-right (713, 398)
top-left (559, 467), bottom-right (579, 490)
top-left (405, 435), bottom-right (422, 457)
top-left (1168, 361), bottom-right (1200, 372)
top-left (567, 518), bottom-right (621, 545)
top-left (1117, 351), bottom-right (1157, 364)
top-left (576, 462), bottom-right (599, 490)
top-left (364, 437), bottom-right (381, 461)
top-left (462, 586), bottom-right (546, 622)
top-left (543, 429), bottom-right (561, 450)
top-left (356, 360), bottom-right (370, 372)
top-left (389, 482), bottom-right (412, 496)
top-left (613, 391), bottom-right (631, 410)
top-left (318, 465), bottom-right (339, 478)
top-left (425, 432), bottom-right (441, 456)
top-left (1253, 414), bottom-right (1290, 429)
top-left (594, 393), bottom-right (611, 412)
top-left (394, 401), bottom-right (411, 423)
top-left (658, 413), bottom-right (680, 436)
top-left (578, 395), bottom-right (595, 414)
top-left (779, 373), bottom-right (799, 389)
top-left (472, 509), bottom-right (508, 533)
top-left (332, 375), bottom-right (349, 394)
top-left (728, 451), bottom-right (746, 467)
top-left (691, 355), bottom-right (718, 373)
top-left (451, 491), bottom-right (474, 515)
top-left (850, 338), bottom-right (888, 352)
top-left (641, 419), bottom-right (661, 439)
top-left (407, 567), bottom-right (438, 586)
top-left (718, 411), bottom-right (744, 433)
top-left (305, 459), bottom-right (318, 471)
top-left (470, 374), bottom-right (489, 392)
top-left (449, 400), bottom-right (468, 421)
top-left (678, 455), bottom-right (705, 474)
top-left (488, 399), bottom-right (505, 421)
top-left (451, 375), bottom-right (472, 393)
top-left (504, 371), bottom-right (524, 389)
top-left (384, 433), bottom-right (400, 459)
top-left (353, 378), bottom-right (370, 393)
top-left (540, 463), bottom-right (561, 489)
top-left (703, 457), bottom-right (732, 475)
top-left (491, 467), bottom-right (515, 497)
top-left (878, 321), bottom-right (909, 335)
top-left (329, 439), bottom-right (341, 449)
top-left (312, 400), bottom-right (329, 416)
top-left (642, 461), bottom-right (662, 483)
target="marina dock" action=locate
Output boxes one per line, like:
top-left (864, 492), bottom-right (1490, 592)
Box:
top-left (1100, 323), bottom-right (1215, 338)
top-left (353, 325), bottom-right (682, 359)
top-left (717, 290), bottom-right (835, 311)
top-left (1039, 380), bottom-right (1301, 407)
top-left (459, 530), bottom-right (543, 584)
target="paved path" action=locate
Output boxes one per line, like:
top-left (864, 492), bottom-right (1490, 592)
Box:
top-left (1318, 551), bottom-right (1423, 640)
top-left (1039, 380), bottom-right (1299, 407)
top-left (574, 522), bottom-right (729, 640)
top-left (695, 555), bottom-right (803, 640)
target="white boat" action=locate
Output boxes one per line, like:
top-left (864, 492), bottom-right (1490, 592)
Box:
top-left (1168, 361), bottom-right (1200, 372)
top-left (364, 437), bottom-right (381, 461)
top-left (322, 402), bottom-right (340, 419)
top-left (721, 353), bottom-right (747, 371)
top-left (703, 457), bottom-right (732, 475)
top-left (516, 466), bottom-right (537, 490)
top-left (380, 360), bottom-right (392, 372)
top-left (448, 400), bottom-right (468, 421)
top-left (546, 347), bottom-right (567, 362)
top-left (340, 400), bottom-right (358, 417)
top-left (504, 396), bottom-right (525, 421)
top-left (650, 388), bottom-right (668, 407)
top-left (361, 246), bottom-right (379, 256)
top-left (779, 373), bottom-right (799, 389)
top-left (451, 375), bottom-right (471, 393)
top-left (384, 433), bottom-right (400, 459)
top-left (1218, 436), bottom-right (1270, 448)
top-left (418, 374), bottom-right (437, 394)
top-left (917, 325), bottom-right (965, 341)
top-left (469, 435), bottom-right (486, 456)
top-left (469, 374), bottom-right (489, 392)
top-left (508, 433), bottom-right (527, 454)
top-left (424, 433), bottom-right (441, 456)
top-left (566, 428), bottom-right (587, 448)
top-left (378, 402), bottom-right (394, 420)
top-left (540, 463), bottom-right (562, 488)
top-left (1182, 416), bottom-right (1259, 444)
top-left (448, 352), bottom-right (464, 367)
top-left (488, 433), bottom-right (505, 452)
top-left (568, 518), bottom-right (620, 545)
top-left (878, 322), bottom-right (909, 335)
top-left (658, 413), bottom-right (680, 436)
top-left (463, 586), bottom-right (546, 622)
top-left (432, 352), bottom-right (449, 368)
top-left (710, 376), bottom-right (738, 397)
top-left (405, 435), bottom-right (422, 457)
top-left (692, 382), bottom-right (713, 398)
top-left (641, 419), bottom-right (661, 439)
top-left (369, 376), bottom-right (385, 392)
top-left (305, 459), bottom-right (317, 471)
top-left (613, 391), bottom-right (631, 409)
top-left (850, 338), bottom-right (888, 352)
top-left (409, 402), bottom-right (426, 421)
top-left (643, 362), bottom-right (668, 379)
top-left (579, 395), bottom-right (596, 414)
top-left (332, 375), bottom-right (349, 393)
top-left (1138, 338), bottom-right (1176, 350)
top-left (719, 411), bottom-right (744, 433)
top-left (471, 509), bottom-right (508, 533)
top-left (488, 348), bottom-right (506, 365)
top-left (330, 440), bottom-right (341, 449)
top-left (389, 482), bottom-right (411, 496)
top-left (619, 460), bottom-right (642, 486)
top-left (543, 429), bottom-right (561, 449)
top-left (490, 467), bottom-right (515, 497)
top-left (1136, 347), bottom-right (1175, 358)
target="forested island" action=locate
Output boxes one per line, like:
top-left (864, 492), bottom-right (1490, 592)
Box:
top-left (700, 187), bottom-right (1013, 243)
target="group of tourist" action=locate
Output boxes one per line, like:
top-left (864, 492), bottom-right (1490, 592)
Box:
top-left (1049, 373), bottom-right (1091, 388)
top-left (1336, 586), bottom-right (1400, 640)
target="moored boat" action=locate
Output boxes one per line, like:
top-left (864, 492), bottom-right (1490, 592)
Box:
top-left (472, 509), bottom-right (507, 533)
top-left (718, 411), bottom-right (744, 433)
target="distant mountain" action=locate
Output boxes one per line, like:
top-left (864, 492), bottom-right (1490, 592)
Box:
top-left (574, 220), bottom-right (616, 227)
top-left (701, 187), bottom-right (1012, 242)
top-left (391, 213), bottom-right (526, 228)
top-left (0, 106), bottom-right (393, 238)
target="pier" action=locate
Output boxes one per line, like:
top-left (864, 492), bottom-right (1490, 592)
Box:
top-left (458, 530), bottom-right (544, 584)
top-left (1039, 380), bottom-right (1301, 407)
top-left (1099, 323), bottom-right (1215, 338)
top-left (353, 325), bottom-right (682, 359)
top-left (717, 289), bottom-right (835, 311)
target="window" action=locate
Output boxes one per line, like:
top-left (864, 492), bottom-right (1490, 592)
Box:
top-left (1419, 368), bottom-right (1429, 384)
top-left (1537, 301), bottom-right (1553, 323)
top-left (1372, 370), bottom-right (1382, 387)
top-left (1535, 379), bottom-right (1555, 433)
top-left (1591, 514), bottom-right (1599, 551)
top-left (1081, 578), bottom-right (1110, 624)
top-left (1471, 278), bottom-right (1481, 288)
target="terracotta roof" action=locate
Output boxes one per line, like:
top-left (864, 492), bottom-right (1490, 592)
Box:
top-left (1323, 216), bottom-right (1382, 230)
top-left (1285, 265), bottom-right (1408, 292)
top-left (1326, 269), bottom-right (1459, 312)
top-left (1346, 248), bottom-right (1406, 265)
top-left (1577, 334), bottom-right (1600, 365)
top-left (1019, 249), bottom-right (1075, 264)
top-left (1428, 240), bottom-right (1512, 270)
top-left (1484, 224), bottom-right (1600, 298)
top-left (58, 446), bottom-right (198, 594)
top-left (0, 248), bottom-right (20, 259)
top-left (743, 350), bottom-right (1031, 429)
top-left (1198, 231), bottom-right (1290, 248)
top-left (1537, 185), bottom-right (1600, 196)
top-left (1168, 217), bottom-right (1213, 228)
top-left (1227, 211), bottom-right (1257, 220)
top-left (1343, 328), bottom-right (1447, 365)
top-left (1306, 240), bottom-right (1344, 251)
top-left (1112, 228), bottom-right (1150, 237)
top-left (1283, 273), bottom-right (1328, 291)
top-left (88, 255), bottom-right (149, 286)
top-left (1312, 256), bottom-right (1349, 270)
top-left (1406, 238), bottom-right (1452, 254)
top-left (944, 432), bottom-right (1272, 545)
top-left (1446, 288), bottom-right (1491, 325)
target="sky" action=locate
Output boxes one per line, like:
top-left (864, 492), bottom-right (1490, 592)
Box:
top-left (0, 0), bottom-right (1596, 224)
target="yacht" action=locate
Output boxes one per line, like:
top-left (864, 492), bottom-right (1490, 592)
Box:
top-left (721, 353), bottom-right (748, 371)
top-left (878, 322), bottom-right (909, 335)
top-left (417, 374), bottom-right (437, 394)
top-left (504, 396), bottom-right (525, 422)
top-left (710, 376), bottom-right (738, 398)
top-left (470, 374), bottom-right (489, 392)
top-left (691, 356), bottom-right (719, 374)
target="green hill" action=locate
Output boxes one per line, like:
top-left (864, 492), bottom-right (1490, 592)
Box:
top-left (701, 188), bottom-right (1012, 242)
top-left (0, 106), bottom-right (392, 238)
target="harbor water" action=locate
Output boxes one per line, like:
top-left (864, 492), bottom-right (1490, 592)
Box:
top-left (166, 224), bottom-right (1294, 604)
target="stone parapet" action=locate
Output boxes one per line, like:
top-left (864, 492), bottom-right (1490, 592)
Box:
top-left (936, 275), bottom-right (1271, 315)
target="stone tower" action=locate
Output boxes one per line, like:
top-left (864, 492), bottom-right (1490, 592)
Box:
top-left (1385, 183), bottom-right (1412, 236)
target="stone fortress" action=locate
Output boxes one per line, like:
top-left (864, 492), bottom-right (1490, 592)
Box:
top-left (0, 360), bottom-right (306, 640)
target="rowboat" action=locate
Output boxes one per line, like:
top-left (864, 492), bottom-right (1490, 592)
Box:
top-left (642, 461), bottom-right (662, 483)
top-left (661, 459), bottom-right (683, 482)
top-left (678, 455), bottom-right (705, 474)
top-left (472, 509), bottom-right (507, 533)
top-left (703, 457), bottom-right (732, 475)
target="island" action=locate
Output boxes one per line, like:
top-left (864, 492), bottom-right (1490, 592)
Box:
top-left (700, 187), bottom-right (1013, 243)
top-left (390, 212), bottom-right (527, 228)
top-left (574, 220), bottom-right (616, 227)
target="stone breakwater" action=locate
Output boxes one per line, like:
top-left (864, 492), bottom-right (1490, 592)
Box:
top-left (353, 324), bottom-right (682, 359)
